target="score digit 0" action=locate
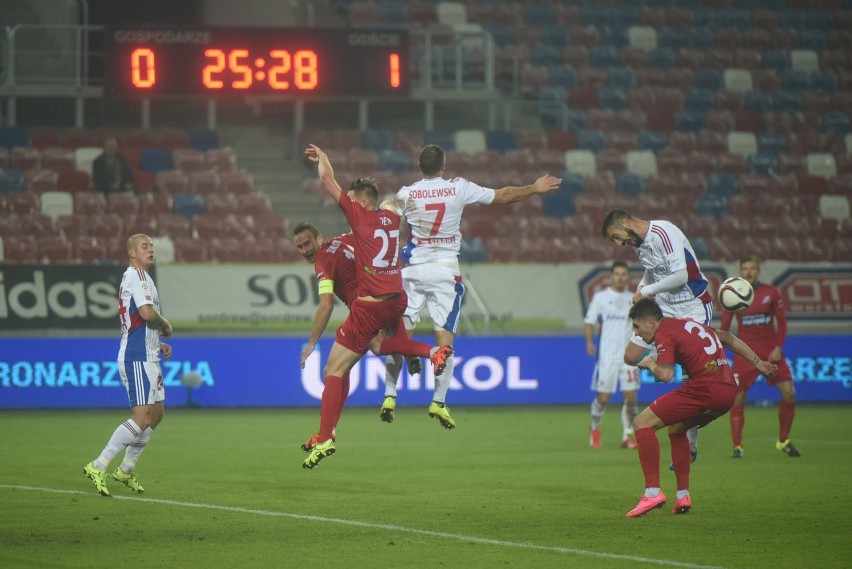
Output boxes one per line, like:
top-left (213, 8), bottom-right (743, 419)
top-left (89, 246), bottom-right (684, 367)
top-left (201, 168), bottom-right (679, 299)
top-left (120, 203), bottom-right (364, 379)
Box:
top-left (131, 48), bottom-right (157, 88)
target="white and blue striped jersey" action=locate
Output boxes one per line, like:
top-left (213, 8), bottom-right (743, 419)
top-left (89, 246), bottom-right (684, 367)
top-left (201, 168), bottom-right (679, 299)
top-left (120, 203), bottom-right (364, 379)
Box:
top-left (118, 266), bottom-right (162, 362)
top-left (584, 287), bottom-right (634, 363)
top-left (636, 220), bottom-right (709, 308)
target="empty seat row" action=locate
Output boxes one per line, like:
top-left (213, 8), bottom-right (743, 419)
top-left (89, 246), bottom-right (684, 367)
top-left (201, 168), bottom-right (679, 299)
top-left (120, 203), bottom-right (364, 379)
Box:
top-left (0, 126), bottom-right (220, 152)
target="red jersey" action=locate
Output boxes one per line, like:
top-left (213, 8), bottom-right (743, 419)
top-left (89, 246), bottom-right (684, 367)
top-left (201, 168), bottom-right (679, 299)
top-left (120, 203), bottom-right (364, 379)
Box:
top-left (338, 193), bottom-right (403, 297)
top-left (654, 317), bottom-right (736, 386)
top-left (719, 282), bottom-right (786, 349)
top-left (313, 233), bottom-right (358, 308)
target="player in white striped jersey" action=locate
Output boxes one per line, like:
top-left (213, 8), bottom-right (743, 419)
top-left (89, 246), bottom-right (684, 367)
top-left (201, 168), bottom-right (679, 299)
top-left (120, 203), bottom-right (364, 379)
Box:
top-left (381, 144), bottom-right (561, 428)
top-left (83, 234), bottom-right (173, 496)
top-left (583, 261), bottom-right (640, 449)
top-left (602, 209), bottom-right (712, 465)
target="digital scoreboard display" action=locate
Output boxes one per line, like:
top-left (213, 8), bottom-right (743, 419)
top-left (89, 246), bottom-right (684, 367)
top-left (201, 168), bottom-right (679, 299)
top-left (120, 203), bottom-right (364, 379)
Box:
top-left (105, 27), bottom-right (410, 97)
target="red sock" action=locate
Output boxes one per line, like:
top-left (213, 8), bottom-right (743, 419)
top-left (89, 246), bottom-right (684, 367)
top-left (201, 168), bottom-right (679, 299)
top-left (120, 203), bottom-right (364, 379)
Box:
top-left (779, 400), bottom-right (796, 442)
top-left (378, 336), bottom-right (431, 358)
top-left (319, 375), bottom-right (341, 441)
top-left (669, 432), bottom-right (691, 492)
top-left (730, 403), bottom-right (745, 447)
top-left (334, 371), bottom-right (350, 430)
top-left (635, 427), bottom-right (660, 489)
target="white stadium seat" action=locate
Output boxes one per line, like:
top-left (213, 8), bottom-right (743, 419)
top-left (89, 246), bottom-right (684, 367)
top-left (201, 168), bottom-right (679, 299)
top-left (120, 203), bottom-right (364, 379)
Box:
top-left (40, 191), bottom-right (74, 219)
top-left (628, 26), bottom-right (657, 49)
top-left (454, 129), bottom-right (487, 154)
top-left (437, 2), bottom-right (467, 26)
top-left (563, 150), bottom-right (597, 176)
top-left (819, 195), bottom-right (850, 221)
top-left (74, 147), bottom-right (102, 176)
top-left (791, 49), bottom-right (819, 72)
top-left (727, 132), bottom-right (758, 157)
top-left (151, 236), bottom-right (175, 264)
top-left (806, 153), bottom-right (837, 178)
top-left (626, 150), bottom-right (658, 177)
top-left (723, 69), bottom-right (753, 93)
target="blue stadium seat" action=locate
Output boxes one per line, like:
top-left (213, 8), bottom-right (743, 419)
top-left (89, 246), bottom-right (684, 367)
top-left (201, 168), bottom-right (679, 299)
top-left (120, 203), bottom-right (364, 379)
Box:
top-left (548, 65), bottom-right (579, 89)
top-left (697, 193), bottom-right (728, 218)
top-left (597, 88), bottom-right (628, 111)
top-left (761, 50), bottom-right (790, 71)
top-left (189, 129), bottom-right (220, 151)
top-left (696, 8), bottom-right (751, 29)
top-left (557, 172), bottom-right (585, 195)
top-left (539, 25), bottom-right (570, 48)
top-left (822, 112), bottom-right (850, 134)
top-left (173, 193), bottom-right (206, 218)
top-left (362, 130), bottom-right (393, 152)
top-left (773, 90), bottom-right (802, 113)
top-left (685, 89), bottom-right (717, 113)
top-left (139, 148), bottom-right (174, 173)
top-left (532, 45), bottom-right (562, 67)
top-left (686, 27), bottom-right (715, 49)
top-left (746, 153), bottom-right (778, 176)
top-left (459, 238), bottom-right (487, 263)
top-left (757, 133), bottom-right (787, 156)
top-left (744, 91), bottom-right (774, 113)
top-left (0, 169), bottom-right (25, 194)
top-left (378, 149), bottom-right (411, 174)
top-left (424, 130), bottom-right (455, 150)
top-left (577, 130), bottom-right (609, 152)
top-left (690, 236), bottom-right (710, 260)
top-left (523, 4), bottom-right (555, 27)
top-left (563, 109), bottom-right (588, 132)
top-left (707, 173), bottom-right (739, 196)
top-left (616, 172), bottom-right (647, 197)
top-left (486, 130), bottom-right (517, 152)
top-left (483, 24), bottom-right (513, 47)
top-left (694, 68), bottom-right (723, 91)
top-left (580, 4), bottom-right (610, 27)
top-left (542, 192), bottom-right (575, 217)
top-left (810, 70), bottom-right (838, 93)
top-left (607, 67), bottom-right (636, 90)
top-left (377, 1), bottom-right (409, 24)
top-left (539, 86), bottom-right (568, 127)
top-left (780, 70), bottom-right (810, 91)
top-left (590, 46), bottom-right (619, 68)
top-left (797, 29), bottom-right (828, 51)
top-left (647, 48), bottom-right (677, 69)
top-left (637, 131), bottom-right (668, 153)
top-left (675, 111), bottom-right (705, 133)
top-left (0, 126), bottom-right (28, 150)
top-left (657, 28), bottom-right (689, 49)
top-left (597, 26), bottom-right (630, 48)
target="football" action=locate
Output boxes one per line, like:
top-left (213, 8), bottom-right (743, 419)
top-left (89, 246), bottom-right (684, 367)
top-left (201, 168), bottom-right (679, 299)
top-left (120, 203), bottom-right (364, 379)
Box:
top-left (718, 277), bottom-right (754, 312)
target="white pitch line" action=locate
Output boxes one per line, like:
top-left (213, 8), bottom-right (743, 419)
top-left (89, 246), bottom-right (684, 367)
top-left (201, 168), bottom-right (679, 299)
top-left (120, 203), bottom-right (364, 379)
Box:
top-left (0, 484), bottom-right (728, 569)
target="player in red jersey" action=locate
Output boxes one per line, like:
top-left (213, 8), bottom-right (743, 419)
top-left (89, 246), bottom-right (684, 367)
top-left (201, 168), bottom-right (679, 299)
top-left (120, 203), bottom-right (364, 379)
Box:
top-left (624, 299), bottom-right (777, 517)
top-left (300, 144), bottom-right (453, 469)
top-left (720, 256), bottom-right (800, 459)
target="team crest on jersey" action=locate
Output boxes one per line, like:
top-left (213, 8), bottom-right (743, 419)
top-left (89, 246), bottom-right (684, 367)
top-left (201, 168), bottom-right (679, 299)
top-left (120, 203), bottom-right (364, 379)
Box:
top-left (652, 264), bottom-right (668, 275)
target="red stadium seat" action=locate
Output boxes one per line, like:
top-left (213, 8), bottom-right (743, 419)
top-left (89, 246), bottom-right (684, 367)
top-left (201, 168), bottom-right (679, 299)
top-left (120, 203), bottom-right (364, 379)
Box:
top-left (155, 170), bottom-right (190, 194)
top-left (56, 214), bottom-right (88, 240)
top-left (208, 237), bottom-right (244, 263)
top-left (11, 147), bottom-right (42, 171)
top-left (192, 215), bottom-right (223, 239)
top-left (253, 214), bottom-right (289, 239)
top-left (25, 168), bottom-right (59, 194)
top-left (58, 170), bottom-right (91, 194)
top-left (205, 148), bottom-right (237, 171)
top-left (39, 235), bottom-right (76, 264)
top-left (73, 192), bottom-right (106, 215)
top-left (107, 192), bottom-right (140, 216)
top-left (3, 235), bottom-right (39, 264)
top-left (74, 235), bottom-right (107, 264)
top-left (219, 170), bottom-right (254, 194)
top-left (41, 147), bottom-right (75, 172)
top-left (236, 193), bottom-right (272, 217)
top-left (188, 170), bottom-right (220, 195)
top-left (89, 213), bottom-right (124, 241)
top-left (173, 237), bottom-right (209, 263)
top-left (156, 214), bottom-right (192, 239)
top-left (172, 148), bottom-right (206, 172)
top-left (139, 192), bottom-right (173, 215)
top-left (7, 192), bottom-right (39, 214)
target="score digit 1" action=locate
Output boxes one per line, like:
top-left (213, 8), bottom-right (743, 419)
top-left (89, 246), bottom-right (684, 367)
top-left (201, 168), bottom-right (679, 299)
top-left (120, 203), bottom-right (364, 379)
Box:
top-left (389, 53), bottom-right (400, 88)
top-left (131, 48), bottom-right (157, 88)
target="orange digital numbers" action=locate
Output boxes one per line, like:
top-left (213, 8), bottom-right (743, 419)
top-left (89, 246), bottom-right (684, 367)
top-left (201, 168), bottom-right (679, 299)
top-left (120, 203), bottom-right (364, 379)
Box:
top-left (228, 49), bottom-right (252, 89)
top-left (389, 53), bottom-right (400, 88)
top-left (293, 50), bottom-right (318, 90)
top-left (202, 48), bottom-right (226, 88)
top-left (268, 50), bottom-right (291, 89)
top-left (131, 48), bottom-right (156, 88)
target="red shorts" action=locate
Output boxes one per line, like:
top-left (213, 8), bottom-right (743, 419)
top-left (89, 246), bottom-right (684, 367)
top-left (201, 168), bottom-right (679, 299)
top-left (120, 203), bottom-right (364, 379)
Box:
top-left (650, 380), bottom-right (738, 430)
top-left (336, 293), bottom-right (407, 354)
top-left (733, 353), bottom-right (793, 390)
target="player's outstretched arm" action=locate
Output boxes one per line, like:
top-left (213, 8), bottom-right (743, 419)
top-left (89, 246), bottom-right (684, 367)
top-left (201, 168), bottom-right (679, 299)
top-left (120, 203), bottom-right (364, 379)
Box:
top-left (716, 329), bottom-right (778, 377)
top-left (305, 144), bottom-right (343, 203)
top-left (301, 293), bottom-right (334, 369)
top-left (491, 175), bottom-right (561, 204)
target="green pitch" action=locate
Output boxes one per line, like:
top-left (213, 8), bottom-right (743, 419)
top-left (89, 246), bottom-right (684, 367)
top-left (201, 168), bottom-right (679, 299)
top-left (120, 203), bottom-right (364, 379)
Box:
top-left (1, 405), bottom-right (850, 569)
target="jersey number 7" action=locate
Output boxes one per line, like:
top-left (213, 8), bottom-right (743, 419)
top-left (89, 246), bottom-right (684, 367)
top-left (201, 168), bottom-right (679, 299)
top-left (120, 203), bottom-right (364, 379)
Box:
top-left (425, 203), bottom-right (446, 236)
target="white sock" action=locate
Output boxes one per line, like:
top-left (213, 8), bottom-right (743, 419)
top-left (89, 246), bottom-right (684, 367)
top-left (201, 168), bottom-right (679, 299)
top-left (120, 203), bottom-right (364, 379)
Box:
top-left (383, 354), bottom-right (403, 397)
top-left (120, 427), bottom-right (153, 473)
top-left (94, 419), bottom-right (142, 470)
top-left (432, 354), bottom-right (454, 404)
top-left (686, 426), bottom-right (699, 452)
top-left (622, 402), bottom-right (638, 438)
top-left (590, 399), bottom-right (605, 430)
top-left (676, 490), bottom-right (690, 500)
top-left (645, 487), bottom-right (661, 498)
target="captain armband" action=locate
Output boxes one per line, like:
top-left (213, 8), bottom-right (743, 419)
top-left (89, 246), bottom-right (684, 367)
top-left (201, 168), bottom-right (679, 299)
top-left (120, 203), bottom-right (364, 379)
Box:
top-left (318, 279), bottom-right (334, 295)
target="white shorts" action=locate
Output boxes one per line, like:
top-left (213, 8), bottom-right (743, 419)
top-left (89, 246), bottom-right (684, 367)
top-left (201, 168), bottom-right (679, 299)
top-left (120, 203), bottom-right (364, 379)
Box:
top-left (591, 361), bottom-right (640, 394)
top-left (401, 261), bottom-right (465, 333)
top-left (119, 361), bottom-right (165, 407)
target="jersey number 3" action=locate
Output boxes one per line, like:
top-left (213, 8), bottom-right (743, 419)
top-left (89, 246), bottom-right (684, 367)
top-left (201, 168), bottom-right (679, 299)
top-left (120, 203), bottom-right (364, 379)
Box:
top-left (684, 320), bottom-right (723, 355)
top-left (372, 228), bottom-right (400, 267)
